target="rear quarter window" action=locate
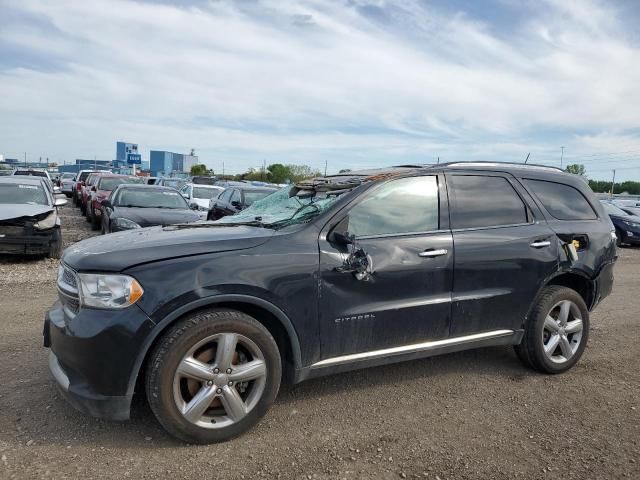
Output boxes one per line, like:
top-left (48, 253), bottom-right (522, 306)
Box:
top-left (524, 179), bottom-right (597, 221)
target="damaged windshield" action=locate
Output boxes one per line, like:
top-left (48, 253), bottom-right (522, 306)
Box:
top-left (214, 186), bottom-right (341, 229)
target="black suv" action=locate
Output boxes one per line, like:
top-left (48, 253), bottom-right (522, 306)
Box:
top-left (44, 163), bottom-right (616, 443)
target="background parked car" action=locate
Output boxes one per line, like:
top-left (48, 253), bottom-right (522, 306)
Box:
top-left (59, 173), bottom-right (76, 197)
top-left (155, 177), bottom-right (187, 190)
top-left (86, 175), bottom-right (145, 230)
top-left (100, 184), bottom-right (200, 233)
top-left (0, 176), bottom-right (67, 258)
top-left (208, 185), bottom-right (277, 220)
top-left (179, 183), bottom-right (224, 219)
top-left (620, 206), bottom-right (640, 217)
top-left (72, 169), bottom-right (105, 206)
top-left (11, 168), bottom-right (54, 191)
top-left (79, 172), bottom-right (108, 215)
top-left (600, 200), bottom-right (640, 246)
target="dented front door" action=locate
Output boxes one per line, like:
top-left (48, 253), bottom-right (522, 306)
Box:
top-left (317, 175), bottom-right (453, 359)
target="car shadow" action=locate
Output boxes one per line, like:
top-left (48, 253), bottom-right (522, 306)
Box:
top-left (35, 345), bottom-right (534, 449)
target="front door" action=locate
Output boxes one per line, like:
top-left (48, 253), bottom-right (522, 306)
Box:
top-left (446, 172), bottom-right (559, 337)
top-left (318, 175), bottom-right (453, 359)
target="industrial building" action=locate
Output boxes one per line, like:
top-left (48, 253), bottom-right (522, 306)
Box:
top-left (150, 150), bottom-right (198, 177)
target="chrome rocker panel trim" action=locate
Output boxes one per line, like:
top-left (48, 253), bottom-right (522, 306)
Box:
top-left (311, 329), bottom-right (515, 369)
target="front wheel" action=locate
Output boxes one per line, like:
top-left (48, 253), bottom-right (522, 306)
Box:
top-left (146, 309), bottom-right (281, 443)
top-left (515, 286), bottom-right (589, 374)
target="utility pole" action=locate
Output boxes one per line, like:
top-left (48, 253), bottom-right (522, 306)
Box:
top-left (524, 152), bottom-right (530, 164)
top-left (324, 159), bottom-right (328, 177)
top-left (437, 156), bottom-right (440, 164)
top-left (222, 161), bottom-right (225, 178)
top-left (560, 146), bottom-right (565, 169)
top-left (24, 152), bottom-right (27, 167)
top-left (262, 159), bottom-right (266, 181)
top-left (610, 169), bottom-right (616, 198)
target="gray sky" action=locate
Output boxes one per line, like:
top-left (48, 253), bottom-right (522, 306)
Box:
top-left (1, 0), bottom-right (640, 180)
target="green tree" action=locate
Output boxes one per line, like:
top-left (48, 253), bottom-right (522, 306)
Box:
top-left (565, 164), bottom-right (586, 177)
top-left (266, 164), bottom-right (292, 183)
top-left (190, 164), bottom-right (211, 176)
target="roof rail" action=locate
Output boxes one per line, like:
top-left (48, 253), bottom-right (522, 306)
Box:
top-left (444, 161), bottom-right (564, 172)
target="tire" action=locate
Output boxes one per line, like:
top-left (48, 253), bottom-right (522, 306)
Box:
top-left (72, 192), bottom-right (78, 206)
top-left (48, 229), bottom-right (63, 259)
top-left (515, 286), bottom-right (589, 374)
top-left (89, 207), bottom-right (100, 230)
top-left (80, 200), bottom-right (86, 215)
top-left (146, 309), bottom-right (282, 444)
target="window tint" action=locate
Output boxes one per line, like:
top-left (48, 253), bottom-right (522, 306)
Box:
top-left (348, 176), bottom-right (439, 237)
top-left (525, 179), bottom-right (597, 220)
top-left (230, 189), bottom-right (241, 203)
top-left (449, 175), bottom-right (528, 229)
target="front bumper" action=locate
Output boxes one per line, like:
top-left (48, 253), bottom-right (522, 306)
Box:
top-left (44, 300), bottom-right (155, 420)
top-left (0, 226), bottom-right (57, 255)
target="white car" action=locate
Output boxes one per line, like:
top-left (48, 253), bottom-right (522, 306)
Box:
top-left (59, 173), bottom-right (76, 197)
top-left (179, 183), bottom-right (224, 219)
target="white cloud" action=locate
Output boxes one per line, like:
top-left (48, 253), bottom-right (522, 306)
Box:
top-left (0, 0), bottom-right (639, 177)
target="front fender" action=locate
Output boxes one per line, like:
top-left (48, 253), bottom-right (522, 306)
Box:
top-left (125, 294), bottom-right (302, 397)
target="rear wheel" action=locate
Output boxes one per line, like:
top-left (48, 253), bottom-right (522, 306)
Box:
top-left (146, 309), bottom-right (281, 443)
top-left (515, 286), bottom-right (589, 374)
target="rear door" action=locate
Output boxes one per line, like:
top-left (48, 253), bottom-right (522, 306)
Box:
top-left (446, 172), bottom-right (558, 336)
top-left (318, 174), bottom-right (454, 358)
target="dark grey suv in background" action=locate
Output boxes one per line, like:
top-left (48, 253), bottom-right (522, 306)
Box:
top-left (44, 162), bottom-right (616, 443)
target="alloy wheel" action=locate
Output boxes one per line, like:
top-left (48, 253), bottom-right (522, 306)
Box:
top-left (172, 333), bottom-right (267, 429)
top-left (541, 300), bottom-right (584, 364)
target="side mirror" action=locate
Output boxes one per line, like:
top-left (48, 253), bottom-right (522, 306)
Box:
top-left (332, 230), bottom-right (354, 245)
top-left (101, 199), bottom-right (112, 209)
top-left (54, 197), bottom-right (68, 207)
top-left (190, 203), bottom-right (199, 210)
top-left (231, 200), bottom-right (241, 207)
top-left (91, 186), bottom-right (96, 192)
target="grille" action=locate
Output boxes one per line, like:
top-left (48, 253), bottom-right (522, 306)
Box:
top-left (61, 267), bottom-right (78, 289)
top-left (57, 264), bottom-right (80, 316)
top-left (0, 225), bottom-right (25, 237)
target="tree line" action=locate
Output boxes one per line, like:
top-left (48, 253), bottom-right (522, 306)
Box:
top-left (564, 164), bottom-right (640, 194)
top-left (191, 163), bottom-right (321, 184)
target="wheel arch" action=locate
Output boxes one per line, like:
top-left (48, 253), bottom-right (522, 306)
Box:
top-left (127, 295), bottom-right (303, 397)
top-left (541, 270), bottom-right (596, 311)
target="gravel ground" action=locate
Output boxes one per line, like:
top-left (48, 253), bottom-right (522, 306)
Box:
top-left (0, 204), bottom-right (638, 479)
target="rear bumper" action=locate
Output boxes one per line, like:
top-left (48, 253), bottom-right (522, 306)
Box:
top-left (592, 261), bottom-right (615, 310)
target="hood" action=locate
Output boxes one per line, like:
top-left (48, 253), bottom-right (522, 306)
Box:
top-left (0, 204), bottom-right (52, 221)
top-left (62, 223), bottom-right (276, 271)
top-left (611, 213), bottom-right (640, 224)
top-left (115, 207), bottom-right (200, 227)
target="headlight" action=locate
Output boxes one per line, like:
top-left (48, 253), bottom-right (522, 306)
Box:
top-left (78, 274), bottom-right (144, 309)
top-left (34, 211), bottom-right (57, 230)
top-left (114, 217), bottom-right (141, 229)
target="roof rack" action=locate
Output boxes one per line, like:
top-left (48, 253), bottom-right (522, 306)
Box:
top-left (443, 161), bottom-right (564, 172)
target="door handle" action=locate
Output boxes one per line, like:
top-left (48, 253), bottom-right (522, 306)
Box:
top-left (418, 248), bottom-right (448, 258)
top-left (530, 240), bottom-right (551, 248)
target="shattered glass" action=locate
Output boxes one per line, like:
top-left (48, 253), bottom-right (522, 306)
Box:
top-left (214, 186), bottom-right (341, 229)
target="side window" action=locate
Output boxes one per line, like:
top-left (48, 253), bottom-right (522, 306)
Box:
top-left (220, 189), bottom-right (232, 202)
top-left (449, 175), bottom-right (529, 229)
top-left (524, 179), bottom-right (597, 220)
top-left (347, 176), bottom-right (439, 237)
top-left (230, 189), bottom-right (241, 204)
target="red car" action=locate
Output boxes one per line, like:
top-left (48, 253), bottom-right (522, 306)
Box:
top-left (79, 172), bottom-right (108, 215)
top-left (72, 170), bottom-right (102, 207)
top-left (87, 175), bottom-right (145, 229)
